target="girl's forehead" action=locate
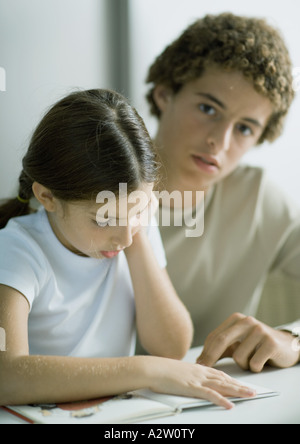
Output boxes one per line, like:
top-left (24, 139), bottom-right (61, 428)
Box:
top-left (72, 182), bottom-right (154, 218)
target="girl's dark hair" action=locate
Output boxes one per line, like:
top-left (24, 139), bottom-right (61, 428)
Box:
top-left (0, 89), bottom-right (157, 229)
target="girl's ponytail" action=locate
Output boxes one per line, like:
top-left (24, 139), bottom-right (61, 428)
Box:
top-left (0, 170), bottom-right (34, 229)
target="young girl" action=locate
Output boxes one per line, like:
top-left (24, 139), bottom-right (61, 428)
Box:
top-left (0, 89), bottom-right (254, 409)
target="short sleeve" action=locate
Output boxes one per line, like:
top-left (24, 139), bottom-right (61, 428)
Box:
top-left (0, 224), bottom-right (47, 309)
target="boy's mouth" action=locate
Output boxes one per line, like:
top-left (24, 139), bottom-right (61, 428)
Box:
top-left (191, 154), bottom-right (220, 173)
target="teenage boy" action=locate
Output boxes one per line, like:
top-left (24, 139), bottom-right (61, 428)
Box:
top-left (146, 13), bottom-right (300, 371)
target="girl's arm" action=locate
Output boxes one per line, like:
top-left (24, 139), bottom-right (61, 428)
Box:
top-left (0, 285), bottom-right (255, 408)
top-left (125, 229), bottom-right (193, 359)
top-left (0, 286), bottom-right (144, 405)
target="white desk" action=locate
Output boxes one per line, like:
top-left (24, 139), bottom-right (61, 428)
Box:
top-left (0, 347), bottom-right (299, 424)
top-left (143, 347), bottom-right (300, 425)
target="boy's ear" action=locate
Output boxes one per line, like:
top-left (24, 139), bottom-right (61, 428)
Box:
top-left (152, 85), bottom-right (173, 113)
top-left (32, 182), bottom-right (58, 212)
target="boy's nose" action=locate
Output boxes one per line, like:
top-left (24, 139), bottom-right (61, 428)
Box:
top-left (206, 124), bottom-right (232, 153)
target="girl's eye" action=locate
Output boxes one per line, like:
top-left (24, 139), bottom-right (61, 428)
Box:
top-left (236, 123), bottom-right (253, 136)
top-left (199, 104), bottom-right (216, 116)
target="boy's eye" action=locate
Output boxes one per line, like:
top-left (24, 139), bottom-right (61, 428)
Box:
top-left (199, 104), bottom-right (216, 116)
top-left (236, 123), bottom-right (253, 136)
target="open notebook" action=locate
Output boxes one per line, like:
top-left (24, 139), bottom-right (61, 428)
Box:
top-left (4, 382), bottom-right (279, 424)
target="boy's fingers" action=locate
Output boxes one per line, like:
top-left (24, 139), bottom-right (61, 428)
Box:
top-left (197, 331), bottom-right (242, 366)
top-left (197, 343), bottom-right (240, 366)
top-left (197, 316), bottom-right (255, 367)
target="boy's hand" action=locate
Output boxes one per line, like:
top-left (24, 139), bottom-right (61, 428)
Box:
top-left (197, 313), bottom-right (300, 372)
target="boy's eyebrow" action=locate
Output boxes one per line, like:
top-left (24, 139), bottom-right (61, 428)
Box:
top-left (197, 93), bottom-right (226, 110)
top-left (242, 117), bottom-right (263, 128)
top-left (196, 92), bottom-right (263, 128)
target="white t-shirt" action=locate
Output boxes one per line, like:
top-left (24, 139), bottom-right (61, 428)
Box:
top-left (0, 209), bottom-right (166, 358)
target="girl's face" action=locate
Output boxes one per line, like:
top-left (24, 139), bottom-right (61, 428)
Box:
top-left (154, 67), bottom-right (274, 193)
top-left (47, 182), bottom-right (154, 259)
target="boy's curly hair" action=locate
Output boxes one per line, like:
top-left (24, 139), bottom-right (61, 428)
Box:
top-left (146, 13), bottom-right (295, 144)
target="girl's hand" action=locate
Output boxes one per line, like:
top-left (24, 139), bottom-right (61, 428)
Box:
top-left (134, 191), bottom-right (159, 231)
top-left (125, 191), bottom-right (159, 254)
top-left (149, 191), bottom-right (159, 217)
top-left (146, 357), bottom-right (256, 410)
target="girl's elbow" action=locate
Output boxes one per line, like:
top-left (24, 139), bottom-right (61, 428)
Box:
top-left (174, 316), bottom-right (194, 359)
top-left (148, 333), bottom-right (193, 361)
top-left (172, 331), bottom-right (193, 360)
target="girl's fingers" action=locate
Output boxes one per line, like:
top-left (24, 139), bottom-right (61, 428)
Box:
top-left (201, 367), bottom-right (257, 399)
top-left (207, 379), bottom-right (256, 398)
top-left (199, 387), bottom-right (235, 410)
top-left (189, 366), bottom-right (256, 409)
top-left (156, 361), bottom-right (256, 411)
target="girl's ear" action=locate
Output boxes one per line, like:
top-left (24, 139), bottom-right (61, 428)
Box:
top-left (152, 85), bottom-right (173, 113)
top-left (32, 182), bottom-right (58, 212)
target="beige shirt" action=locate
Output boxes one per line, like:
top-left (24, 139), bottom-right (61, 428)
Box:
top-left (159, 165), bottom-right (300, 346)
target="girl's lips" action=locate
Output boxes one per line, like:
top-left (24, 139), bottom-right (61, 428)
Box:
top-left (191, 154), bottom-right (220, 174)
top-left (100, 250), bottom-right (122, 259)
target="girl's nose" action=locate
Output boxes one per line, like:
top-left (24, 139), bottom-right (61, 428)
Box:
top-left (111, 226), bottom-right (134, 250)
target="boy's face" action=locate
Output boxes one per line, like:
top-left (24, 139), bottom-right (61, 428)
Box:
top-left (154, 67), bottom-right (273, 193)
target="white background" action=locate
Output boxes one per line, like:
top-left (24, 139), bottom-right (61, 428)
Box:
top-left (0, 0), bottom-right (111, 198)
top-left (1, 0), bottom-right (300, 204)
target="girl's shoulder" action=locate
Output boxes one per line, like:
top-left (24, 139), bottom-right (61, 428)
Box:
top-left (0, 209), bottom-right (51, 277)
top-left (0, 210), bottom-right (49, 308)
top-left (0, 210), bottom-right (47, 252)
